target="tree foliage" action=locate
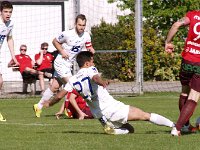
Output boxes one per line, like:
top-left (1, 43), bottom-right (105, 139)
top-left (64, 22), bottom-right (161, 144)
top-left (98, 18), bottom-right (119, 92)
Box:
top-left (91, 0), bottom-right (199, 81)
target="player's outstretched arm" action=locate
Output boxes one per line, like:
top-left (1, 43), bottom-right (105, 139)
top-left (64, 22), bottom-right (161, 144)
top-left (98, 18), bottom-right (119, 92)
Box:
top-left (165, 16), bottom-right (189, 54)
top-left (92, 74), bottom-right (109, 88)
top-left (68, 93), bottom-right (88, 120)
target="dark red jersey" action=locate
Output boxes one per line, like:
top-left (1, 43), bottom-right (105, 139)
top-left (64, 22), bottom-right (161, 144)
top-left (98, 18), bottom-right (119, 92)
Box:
top-left (182, 11), bottom-right (200, 62)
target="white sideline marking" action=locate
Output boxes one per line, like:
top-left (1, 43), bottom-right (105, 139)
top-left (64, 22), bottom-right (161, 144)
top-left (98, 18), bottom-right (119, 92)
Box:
top-left (0, 122), bottom-right (58, 126)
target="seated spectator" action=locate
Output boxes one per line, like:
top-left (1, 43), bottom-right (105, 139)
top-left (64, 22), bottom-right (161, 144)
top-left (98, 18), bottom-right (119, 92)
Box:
top-left (55, 90), bottom-right (93, 120)
top-left (35, 42), bottom-right (54, 94)
top-left (8, 44), bottom-right (49, 93)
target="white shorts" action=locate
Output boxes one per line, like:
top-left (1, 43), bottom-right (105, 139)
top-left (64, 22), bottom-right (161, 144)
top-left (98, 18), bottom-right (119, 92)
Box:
top-left (53, 58), bottom-right (72, 79)
top-left (102, 98), bottom-right (129, 126)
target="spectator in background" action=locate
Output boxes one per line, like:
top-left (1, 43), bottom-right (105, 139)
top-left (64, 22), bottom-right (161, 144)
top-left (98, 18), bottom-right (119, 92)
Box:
top-left (8, 44), bottom-right (40, 76)
top-left (8, 44), bottom-right (48, 93)
top-left (35, 42), bottom-right (54, 94)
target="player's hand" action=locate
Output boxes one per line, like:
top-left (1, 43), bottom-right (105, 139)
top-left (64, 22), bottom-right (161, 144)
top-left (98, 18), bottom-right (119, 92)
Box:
top-left (61, 51), bottom-right (69, 59)
top-left (102, 80), bottom-right (110, 88)
top-left (40, 50), bottom-right (44, 54)
top-left (78, 112), bottom-right (88, 120)
top-left (165, 43), bottom-right (174, 54)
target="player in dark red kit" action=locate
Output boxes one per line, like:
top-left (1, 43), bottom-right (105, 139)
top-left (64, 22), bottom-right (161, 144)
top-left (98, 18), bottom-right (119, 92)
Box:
top-left (165, 11), bottom-right (200, 136)
top-left (63, 90), bottom-right (93, 119)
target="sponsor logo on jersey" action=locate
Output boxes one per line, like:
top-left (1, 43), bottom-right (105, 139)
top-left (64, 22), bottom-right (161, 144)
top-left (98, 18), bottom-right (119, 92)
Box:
top-left (0, 35), bottom-right (6, 43)
top-left (189, 47), bottom-right (200, 54)
top-left (58, 34), bottom-right (64, 41)
top-left (194, 15), bottom-right (200, 20)
top-left (187, 41), bottom-right (200, 47)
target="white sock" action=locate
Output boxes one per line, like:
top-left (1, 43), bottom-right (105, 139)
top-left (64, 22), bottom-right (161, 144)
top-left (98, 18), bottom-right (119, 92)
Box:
top-left (38, 88), bottom-right (54, 109)
top-left (149, 113), bottom-right (174, 127)
top-left (113, 128), bottom-right (129, 135)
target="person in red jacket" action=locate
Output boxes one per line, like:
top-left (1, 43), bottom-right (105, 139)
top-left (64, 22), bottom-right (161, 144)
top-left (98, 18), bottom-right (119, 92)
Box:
top-left (35, 42), bottom-right (54, 94)
top-left (8, 44), bottom-right (47, 93)
top-left (8, 44), bottom-right (41, 76)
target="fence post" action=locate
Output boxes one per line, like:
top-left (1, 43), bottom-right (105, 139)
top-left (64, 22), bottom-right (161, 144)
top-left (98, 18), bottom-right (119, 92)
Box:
top-left (72, 0), bottom-right (81, 75)
top-left (135, 0), bottom-right (143, 94)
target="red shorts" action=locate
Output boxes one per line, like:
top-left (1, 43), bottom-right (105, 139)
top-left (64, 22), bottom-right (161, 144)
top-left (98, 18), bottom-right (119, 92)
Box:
top-left (65, 90), bottom-right (93, 119)
top-left (179, 59), bottom-right (200, 92)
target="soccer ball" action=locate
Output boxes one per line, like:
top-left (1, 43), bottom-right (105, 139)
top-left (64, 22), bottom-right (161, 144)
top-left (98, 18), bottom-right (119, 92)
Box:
top-left (195, 117), bottom-right (200, 129)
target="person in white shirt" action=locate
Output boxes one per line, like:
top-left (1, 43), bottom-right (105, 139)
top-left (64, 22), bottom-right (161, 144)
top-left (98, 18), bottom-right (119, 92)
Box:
top-left (33, 14), bottom-right (95, 118)
top-left (0, 1), bottom-right (19, 121)
top-left (43, 51), bottom-right (174, 135)
top-left (0, 1), bottom-right (18, 94)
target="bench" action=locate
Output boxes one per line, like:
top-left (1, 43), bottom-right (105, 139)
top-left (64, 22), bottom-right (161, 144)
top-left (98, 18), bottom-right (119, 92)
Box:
top-left (11, 66), bottom-right (53, 95)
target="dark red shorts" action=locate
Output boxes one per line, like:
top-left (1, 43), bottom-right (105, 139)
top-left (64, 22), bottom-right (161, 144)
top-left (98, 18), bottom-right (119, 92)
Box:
top-left (179, 59), bottom-right (200, 92)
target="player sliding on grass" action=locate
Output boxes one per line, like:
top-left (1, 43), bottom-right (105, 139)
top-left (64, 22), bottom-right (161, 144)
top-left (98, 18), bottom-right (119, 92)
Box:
top-left (43, 51), bottom-right (174, 135)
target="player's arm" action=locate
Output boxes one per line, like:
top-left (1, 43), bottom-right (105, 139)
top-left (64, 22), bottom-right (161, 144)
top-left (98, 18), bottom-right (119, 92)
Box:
top-left (35, 52), bottom-right (43, 65)
top-left (92, 74), bottom-right (109, 88)
top-left (68, 92), bottom-right (88, 120)
top-left (52, 38), bottom-right (69, 59)
top-left (7, 36), bottom-right (19, 65)
top-left (87, 46), bottom-right (95, 54)
top-left (165, 16), bottom-right (190, 53)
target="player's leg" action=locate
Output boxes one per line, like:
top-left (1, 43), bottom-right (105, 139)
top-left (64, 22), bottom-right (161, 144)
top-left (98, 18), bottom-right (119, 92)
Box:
top-left (33, 77), bottom-right (61, 117)
top-left (38, 73), bottom-right (45, 94)
top-left (0, 112), bottom-right (6, 121)
top-left (178, 62), bottom-right (194, 130)
top-left (172, 89), bottom-right (199, 136)
top-left (128, 106), bottom-right (174, 127)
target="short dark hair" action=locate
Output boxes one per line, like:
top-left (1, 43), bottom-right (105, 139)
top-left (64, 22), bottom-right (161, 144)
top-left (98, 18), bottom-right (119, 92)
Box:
top-left (75, 14), bottom-right (86, 24)
top-left (0, 1), bottom-right (13, 11)
top-left (76, 51), bottom-right (94, 68)
top-left (41, 42), bottom-right (48, 48)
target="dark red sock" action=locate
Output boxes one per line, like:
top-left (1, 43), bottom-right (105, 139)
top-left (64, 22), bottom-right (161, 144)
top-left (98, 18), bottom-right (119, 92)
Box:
top-left (179, 95), bottom-right (190, 126)
top-left (179, 95), bottom-right (188, 111)
top-left (175, 100), bottom-right (197, 131)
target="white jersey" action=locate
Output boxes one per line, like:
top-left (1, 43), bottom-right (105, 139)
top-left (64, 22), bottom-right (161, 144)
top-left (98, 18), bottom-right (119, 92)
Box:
top-left (54, 28), bottom-right (92, 67)
top-left (0, 19), bottom-right (13, 50)
top-left (64, 66), bottom-right (129, 120)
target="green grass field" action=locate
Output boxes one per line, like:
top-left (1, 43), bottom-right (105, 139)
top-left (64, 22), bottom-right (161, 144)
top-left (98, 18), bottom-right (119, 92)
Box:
top-left (1, 92), bottom-right (200, 150)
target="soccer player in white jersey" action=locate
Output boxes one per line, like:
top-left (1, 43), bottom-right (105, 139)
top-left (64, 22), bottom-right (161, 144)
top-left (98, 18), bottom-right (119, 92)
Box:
top-left (43, 51), bottom-right (174, 135)
top-left (0, 1), bottom-right (18, 93)
top-left (33, 14), bottom-right (95, 117)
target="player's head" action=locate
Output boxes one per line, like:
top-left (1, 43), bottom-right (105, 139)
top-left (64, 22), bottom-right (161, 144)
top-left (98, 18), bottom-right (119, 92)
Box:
top-left (76, 51), bottom-right (94, 68)
top-left (20, 44), bottom-right (27, 55)
top-left (75, 14), bottom-right (87, 35)
top-left (0, 1), bottom-right (13, 22)
top-left (41, 42), bottom-right (48, 54)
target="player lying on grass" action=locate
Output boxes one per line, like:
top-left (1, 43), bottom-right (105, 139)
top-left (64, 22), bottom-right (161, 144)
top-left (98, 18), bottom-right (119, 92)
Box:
top-left (55, 90), bottom-right (93, 120)
top-left (43, 51), bottom-right (174, 135)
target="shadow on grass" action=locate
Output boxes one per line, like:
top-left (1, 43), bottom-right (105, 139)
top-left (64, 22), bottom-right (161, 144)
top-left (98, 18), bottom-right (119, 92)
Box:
top-left (36, 130), bottom-right (105, 135)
